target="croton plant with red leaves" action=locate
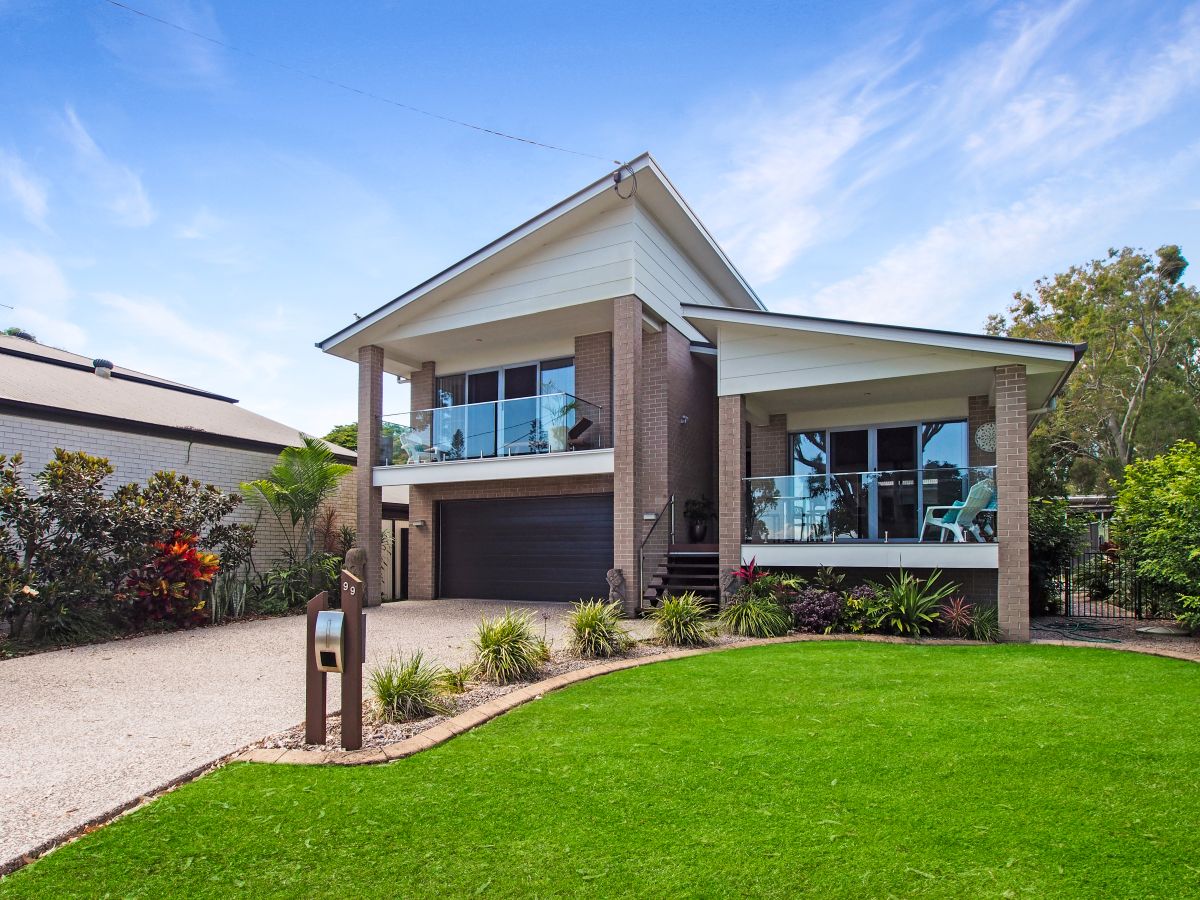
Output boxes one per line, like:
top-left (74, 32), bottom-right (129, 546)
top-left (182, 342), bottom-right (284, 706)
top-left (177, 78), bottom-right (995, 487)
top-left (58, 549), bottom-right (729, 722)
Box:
top-left (122, 530), bottom-right (220, 627)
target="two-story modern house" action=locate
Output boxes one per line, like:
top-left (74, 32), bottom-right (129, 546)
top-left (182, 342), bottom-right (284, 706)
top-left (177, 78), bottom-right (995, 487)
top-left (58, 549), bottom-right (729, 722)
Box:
top-left (319, 153), bottom-right (1081, 640)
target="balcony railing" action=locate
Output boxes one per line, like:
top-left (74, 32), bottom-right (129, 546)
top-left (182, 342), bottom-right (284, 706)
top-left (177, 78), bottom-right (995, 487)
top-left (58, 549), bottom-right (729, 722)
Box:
top-left (380, 392), bottom-right (605, 465)
top-left (745, 466), bottom-right (997, 544)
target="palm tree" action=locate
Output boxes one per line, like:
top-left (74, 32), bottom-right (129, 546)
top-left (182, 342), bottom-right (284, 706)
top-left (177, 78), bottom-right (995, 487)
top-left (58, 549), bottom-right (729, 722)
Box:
top-left (242, 437), bottom-right (352, 559)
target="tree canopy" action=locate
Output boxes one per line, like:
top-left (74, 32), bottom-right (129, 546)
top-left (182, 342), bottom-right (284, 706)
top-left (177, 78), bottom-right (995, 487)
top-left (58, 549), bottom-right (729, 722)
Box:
top-left (988, 245), bottom-right (1200, 494)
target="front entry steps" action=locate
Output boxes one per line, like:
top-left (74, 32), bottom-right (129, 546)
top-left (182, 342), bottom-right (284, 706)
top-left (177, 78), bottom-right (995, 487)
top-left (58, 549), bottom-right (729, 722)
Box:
top-left (642, 544), bottom-right (719, 612)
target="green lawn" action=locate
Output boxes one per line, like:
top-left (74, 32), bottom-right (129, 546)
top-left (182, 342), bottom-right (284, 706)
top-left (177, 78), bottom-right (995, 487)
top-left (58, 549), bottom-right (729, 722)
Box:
top-left (4, 643), bottom-right (1199, 899)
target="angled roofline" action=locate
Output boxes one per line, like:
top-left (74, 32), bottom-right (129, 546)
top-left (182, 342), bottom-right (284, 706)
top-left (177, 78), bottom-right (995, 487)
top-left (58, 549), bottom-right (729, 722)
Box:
top-left (0, 342), bottom-right (239, 403)
top-left (680, 303), bottom-right (1086, 362)
top-left (317, 153), bottom-right (766, 353)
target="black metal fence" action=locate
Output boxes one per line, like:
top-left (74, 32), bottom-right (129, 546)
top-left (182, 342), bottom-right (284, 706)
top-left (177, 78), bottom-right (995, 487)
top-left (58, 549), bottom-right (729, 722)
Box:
top-left (1060, 551), bottom-right (1173, 619)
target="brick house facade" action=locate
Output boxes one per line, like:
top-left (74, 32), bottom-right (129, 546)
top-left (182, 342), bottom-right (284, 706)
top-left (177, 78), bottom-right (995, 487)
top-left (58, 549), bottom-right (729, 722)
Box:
top-left (322, 154), bottom-right (1080, 640)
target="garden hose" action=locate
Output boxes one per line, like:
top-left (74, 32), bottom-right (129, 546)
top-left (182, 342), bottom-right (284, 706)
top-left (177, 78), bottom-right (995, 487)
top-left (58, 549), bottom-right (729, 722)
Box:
top-left (1031, 621), bottom-right (1124, 643)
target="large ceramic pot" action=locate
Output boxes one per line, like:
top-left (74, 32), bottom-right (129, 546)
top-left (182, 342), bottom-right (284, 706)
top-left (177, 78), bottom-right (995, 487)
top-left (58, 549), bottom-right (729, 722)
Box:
top-left (688, 521), bottom-right (708, 543)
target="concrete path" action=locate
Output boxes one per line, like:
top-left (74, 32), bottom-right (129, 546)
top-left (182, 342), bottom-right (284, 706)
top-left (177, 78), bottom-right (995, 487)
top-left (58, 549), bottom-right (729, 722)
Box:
top-left (0, 600), bottom-right (632, 868)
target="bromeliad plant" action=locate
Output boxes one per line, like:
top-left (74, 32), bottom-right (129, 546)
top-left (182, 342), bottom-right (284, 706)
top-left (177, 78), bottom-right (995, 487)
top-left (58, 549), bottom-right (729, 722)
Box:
top-left (869, 569), bottom-right (957, 637)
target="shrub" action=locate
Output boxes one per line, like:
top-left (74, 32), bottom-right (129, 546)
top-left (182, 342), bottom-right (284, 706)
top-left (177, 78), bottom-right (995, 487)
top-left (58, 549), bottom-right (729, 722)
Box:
top-left (1112, 441), bottom-right (1200, 627)
top-left (720, 594), bottom-right (792, 637)
top-left (870, 569), bottom-right (957, 637)
top-left (0, 451), bottom-right (251, 644)
top-left (566, 598), bottom-right (630, 658)
top-left (1029, 497), bottom-right (1088, 616)
top-left (369, 651), bottom-right (450, 722)
top-left (253, 551), bottom-right (340, 612)
top-left (837, 585), bottom-right (879, 634)
top-left (473, 610), bottom-right (549, 684)
top-left (939, 597), bottom-right (975, 638)
top-left (650, 592), bottom-right (711, 646)
top-left (789, 587), bottom-right (843, 634)
top-left (970, 605), bottom-right (1001, 642)
top-left (120, 530), bottom-right (219, 627)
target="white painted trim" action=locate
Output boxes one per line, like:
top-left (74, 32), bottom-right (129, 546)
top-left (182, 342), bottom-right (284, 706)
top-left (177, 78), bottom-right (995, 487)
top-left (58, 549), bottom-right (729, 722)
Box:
top-left (743, 542), bottom-right (999, 569)
top-left (373, 449), bottom-right (615, 486)
top-left (684, 304), bottom-right (1079, 363)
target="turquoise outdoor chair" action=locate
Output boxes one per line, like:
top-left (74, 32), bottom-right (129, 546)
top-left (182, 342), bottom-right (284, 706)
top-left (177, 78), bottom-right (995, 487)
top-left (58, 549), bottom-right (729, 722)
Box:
top-left (920, 479), bottom-right (995, 542)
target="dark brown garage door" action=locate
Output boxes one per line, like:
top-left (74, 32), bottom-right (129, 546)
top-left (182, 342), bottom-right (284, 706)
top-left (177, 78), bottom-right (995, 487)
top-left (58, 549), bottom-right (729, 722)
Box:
top-left (439, 494), bottom-right (613, 603)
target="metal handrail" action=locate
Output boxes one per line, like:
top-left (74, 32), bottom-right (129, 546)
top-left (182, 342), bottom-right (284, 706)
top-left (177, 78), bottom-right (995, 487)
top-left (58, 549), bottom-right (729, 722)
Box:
top-left (638, 495), bottom-right (675, 608)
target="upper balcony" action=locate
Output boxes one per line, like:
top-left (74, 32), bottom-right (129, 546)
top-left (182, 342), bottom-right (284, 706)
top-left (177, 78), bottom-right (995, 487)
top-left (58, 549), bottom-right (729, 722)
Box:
top-left (374, 392), bottom-right (613, 486)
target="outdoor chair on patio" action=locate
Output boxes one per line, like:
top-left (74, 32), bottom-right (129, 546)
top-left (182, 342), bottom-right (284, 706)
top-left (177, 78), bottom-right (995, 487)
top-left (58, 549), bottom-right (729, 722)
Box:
top-left (398, 429), bottom-right (437, 464)
top-left (920, 479), bottom-right (995, 543)
top-left (566, 416), bottom-right (595, 450)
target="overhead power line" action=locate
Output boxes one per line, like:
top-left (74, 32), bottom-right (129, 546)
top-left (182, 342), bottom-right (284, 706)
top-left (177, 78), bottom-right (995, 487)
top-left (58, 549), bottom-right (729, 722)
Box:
top-left (99, 0), bottom-right (621, 165)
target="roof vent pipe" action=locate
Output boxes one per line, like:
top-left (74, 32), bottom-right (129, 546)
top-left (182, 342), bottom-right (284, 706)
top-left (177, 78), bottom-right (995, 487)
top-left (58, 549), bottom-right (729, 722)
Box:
top-left (93, 358), bottom-right (113, 378)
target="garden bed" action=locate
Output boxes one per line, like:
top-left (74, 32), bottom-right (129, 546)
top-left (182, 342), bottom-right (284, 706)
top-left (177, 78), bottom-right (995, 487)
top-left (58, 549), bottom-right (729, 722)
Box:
top-left (256, 636), bottom-right (748, 753)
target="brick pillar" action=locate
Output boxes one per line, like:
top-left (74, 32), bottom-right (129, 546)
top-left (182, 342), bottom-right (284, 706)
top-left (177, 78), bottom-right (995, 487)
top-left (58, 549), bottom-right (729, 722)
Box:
top-left (409, 361), bottom-right (436, 411)
top-left (407, 486), bottom-right (434, 600)
top-left (574, 332), bottom-right (612, 447)
top-left (406, 361), bottom-right (436, 601)
top-left (750, 414), bottom-right (788, 477)
top-left (356, 345), bottom-right (384, 607)
top-left (718, 394), bottom-right (746, 606)
top-left (612, 296), bottom-right (642, 615)
top-left (995, 364), bottom-right (1029, 641)
top-left (968, 394), bottom-right (996, 469)
top-left (640, 327), bottom-right (670, 567)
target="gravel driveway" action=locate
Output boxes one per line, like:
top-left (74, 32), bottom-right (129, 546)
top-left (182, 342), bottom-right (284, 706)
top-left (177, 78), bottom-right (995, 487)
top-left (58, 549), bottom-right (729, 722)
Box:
top-left (0, 599), bottom-right (601, 869)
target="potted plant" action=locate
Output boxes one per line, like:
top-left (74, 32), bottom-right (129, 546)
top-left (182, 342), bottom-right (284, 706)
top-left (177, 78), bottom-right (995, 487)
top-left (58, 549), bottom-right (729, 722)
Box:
top-left (683, 496), bottom-right (716, 543)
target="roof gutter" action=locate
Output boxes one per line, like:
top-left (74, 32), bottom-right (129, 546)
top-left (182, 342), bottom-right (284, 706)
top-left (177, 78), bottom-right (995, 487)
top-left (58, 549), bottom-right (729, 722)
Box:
top-left (1028, 341), bottom-right (1087, 433)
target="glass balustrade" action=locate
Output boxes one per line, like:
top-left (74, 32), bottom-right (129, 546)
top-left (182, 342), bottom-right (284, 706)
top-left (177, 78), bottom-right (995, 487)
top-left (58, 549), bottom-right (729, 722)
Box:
top-left (745, 466), bottom-right (998, 544)
top-left (379, 392), bottom-right (604, 465)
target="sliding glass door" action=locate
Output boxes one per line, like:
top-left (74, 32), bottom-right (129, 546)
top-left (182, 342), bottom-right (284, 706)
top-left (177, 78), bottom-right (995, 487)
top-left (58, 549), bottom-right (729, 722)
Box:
top-left (790, 420), bottom-right (966, 541)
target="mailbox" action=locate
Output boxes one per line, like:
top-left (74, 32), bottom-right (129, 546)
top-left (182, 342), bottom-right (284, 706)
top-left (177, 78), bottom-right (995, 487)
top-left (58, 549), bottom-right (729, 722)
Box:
top-left (314, 609), bottom-right (345, 673)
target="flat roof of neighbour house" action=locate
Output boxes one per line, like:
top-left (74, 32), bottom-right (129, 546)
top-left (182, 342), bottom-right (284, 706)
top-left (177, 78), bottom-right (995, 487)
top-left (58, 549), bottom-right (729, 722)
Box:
top-left (0, 335), bottom-right (354, 460)
top-left (317, 152), bottom-right (768, 360)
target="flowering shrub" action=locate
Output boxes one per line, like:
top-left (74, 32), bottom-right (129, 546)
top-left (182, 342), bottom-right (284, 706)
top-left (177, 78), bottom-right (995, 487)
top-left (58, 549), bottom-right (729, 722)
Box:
top-left (789, 587), bottom-right (843, 633)
top-left (122, 531), bottom-right (219, 627)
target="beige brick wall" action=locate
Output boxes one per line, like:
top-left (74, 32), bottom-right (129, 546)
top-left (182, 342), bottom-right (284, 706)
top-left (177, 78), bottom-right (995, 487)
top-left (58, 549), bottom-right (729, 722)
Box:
top-left (407, 474), bottom-right (615, 601)
top-left (639, 326), bottom-right (670, 570)
top-left (968, 394), bottom-right (996, 469)
top-left (667, 326), bottom-right (716, 535)
top-left (574, 332), bottom-right (612, 447)
top-left (410, 361), bottom-right (436, 412)
top-left (717, 394), bottom-right (746, 601)
top-left (750, 414), bottom-right (789, 477)
top-left (0, 412), bottom-right (357, 572)
top-left (612, 295), bottom-right (643, 614)
top-left (995, 364), bottom-right (1030, 641)
top-left (358, 345), bottom-right (385, 605)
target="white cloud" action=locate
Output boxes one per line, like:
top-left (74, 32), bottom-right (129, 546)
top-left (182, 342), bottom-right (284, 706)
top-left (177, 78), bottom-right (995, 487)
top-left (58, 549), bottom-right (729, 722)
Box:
top-left (175, 207), bottom-right (225, 240)
top-left (95, 0), bottom-right (227, 84)
top-left (0, 151), bottom-right (49, 228)
top-left (61, 105), bottom-right (155, 227)
top-left (783, 168), bottom-right (1168, 330)
top-left (96, 291), bottom-right (289, 385)
top-left (0, 247), bottom-right (86, 348)
top-left (965, 5), bottom-right (1200, 169)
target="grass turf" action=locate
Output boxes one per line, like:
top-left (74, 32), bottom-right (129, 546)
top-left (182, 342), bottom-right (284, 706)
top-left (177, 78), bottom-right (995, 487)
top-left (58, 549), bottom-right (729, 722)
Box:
top-left (3, 642), bottom-right (1199, 898)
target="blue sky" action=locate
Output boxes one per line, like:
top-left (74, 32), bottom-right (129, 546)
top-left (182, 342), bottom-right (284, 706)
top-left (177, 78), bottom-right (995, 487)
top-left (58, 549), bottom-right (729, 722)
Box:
top-left (1, 0), bottom-right (1197, 435)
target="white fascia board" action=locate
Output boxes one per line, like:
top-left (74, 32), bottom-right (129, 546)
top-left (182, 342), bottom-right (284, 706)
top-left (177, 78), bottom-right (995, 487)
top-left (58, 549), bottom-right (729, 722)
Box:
top-left (373, 449), bottom-right (615, 486)
top-left (744, 543), bottom-right (999, 569)
top-left (685, 305), bottom-right (1079, 363)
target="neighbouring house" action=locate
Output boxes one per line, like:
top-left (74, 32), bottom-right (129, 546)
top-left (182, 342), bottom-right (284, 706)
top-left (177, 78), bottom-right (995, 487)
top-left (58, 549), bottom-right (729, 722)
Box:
top-left (0, 334), bottom-right (378, 575)
top-left (319, 153), bottom-right (1081, 639)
